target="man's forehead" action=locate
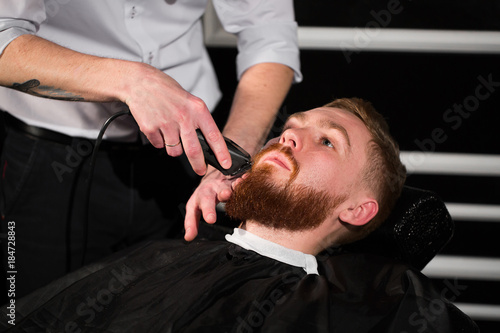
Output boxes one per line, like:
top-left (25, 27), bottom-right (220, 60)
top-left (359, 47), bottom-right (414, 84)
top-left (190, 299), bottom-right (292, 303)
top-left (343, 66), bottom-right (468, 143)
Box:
top-left (285, 107), bottom-right (354, 124)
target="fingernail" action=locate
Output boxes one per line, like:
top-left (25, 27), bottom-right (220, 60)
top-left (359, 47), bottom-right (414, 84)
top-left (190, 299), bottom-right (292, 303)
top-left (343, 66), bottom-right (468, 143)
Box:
top-left (207, 213), bottom-right (216, 223)
top-left (222, 159), bottom-right (231, 169)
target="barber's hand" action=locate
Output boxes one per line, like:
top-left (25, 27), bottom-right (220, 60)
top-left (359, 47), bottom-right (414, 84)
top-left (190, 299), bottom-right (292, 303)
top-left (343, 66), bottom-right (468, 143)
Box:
top-left (124, 63), bottom-right (231, 175)
top-left (184, 167), bottom-right (244, 241)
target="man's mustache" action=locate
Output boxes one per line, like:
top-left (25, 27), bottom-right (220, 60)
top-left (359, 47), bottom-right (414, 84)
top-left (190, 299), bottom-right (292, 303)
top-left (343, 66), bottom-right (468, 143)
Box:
top-left (253, 143), bottom-right (298, 171)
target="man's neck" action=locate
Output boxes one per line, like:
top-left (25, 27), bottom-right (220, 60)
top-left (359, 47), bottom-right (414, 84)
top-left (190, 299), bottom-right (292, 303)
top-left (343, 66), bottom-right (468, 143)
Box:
top-left (240, 220), bottom-right (328, 255)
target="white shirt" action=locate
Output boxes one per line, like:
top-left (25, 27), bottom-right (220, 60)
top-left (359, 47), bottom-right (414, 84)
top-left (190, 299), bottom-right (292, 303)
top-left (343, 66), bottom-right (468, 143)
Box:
top-left (0, 0), bottom-right (301, 141)
top-left (226, 228), bottom-right (319, 275)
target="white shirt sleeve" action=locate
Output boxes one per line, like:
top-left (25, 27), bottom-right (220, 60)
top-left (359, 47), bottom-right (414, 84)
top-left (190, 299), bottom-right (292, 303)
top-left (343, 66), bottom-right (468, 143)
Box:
top-left (212, 0), bottom-right (302, 83)
top-left (0, 1), bottom-right (47, 54)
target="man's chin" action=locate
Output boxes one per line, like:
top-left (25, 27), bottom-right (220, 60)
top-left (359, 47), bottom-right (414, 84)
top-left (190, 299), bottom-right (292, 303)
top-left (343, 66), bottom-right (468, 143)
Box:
top-left (250, 165), bottom-right (289, 187)
top-left (225, 167), bottom-right (341, 232)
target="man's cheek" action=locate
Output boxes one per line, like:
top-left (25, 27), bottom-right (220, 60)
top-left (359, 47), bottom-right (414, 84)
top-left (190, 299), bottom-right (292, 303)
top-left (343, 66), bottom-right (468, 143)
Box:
top-left (295, 170), bottom-right (326, 190)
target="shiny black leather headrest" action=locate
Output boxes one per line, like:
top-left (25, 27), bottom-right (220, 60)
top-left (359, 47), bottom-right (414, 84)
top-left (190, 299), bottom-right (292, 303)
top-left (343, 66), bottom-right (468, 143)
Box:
top-left (343, 186), bottom-right (454, 270)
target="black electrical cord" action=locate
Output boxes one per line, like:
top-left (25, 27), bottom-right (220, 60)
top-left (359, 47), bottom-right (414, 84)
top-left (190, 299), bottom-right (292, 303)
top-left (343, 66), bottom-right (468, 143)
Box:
top-left (81, 108), bottom-right (132, 266)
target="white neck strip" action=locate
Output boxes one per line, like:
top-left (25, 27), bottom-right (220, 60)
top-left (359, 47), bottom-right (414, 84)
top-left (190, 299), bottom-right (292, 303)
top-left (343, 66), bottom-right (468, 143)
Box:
top-left (225, 228), bottom-right (319, 275)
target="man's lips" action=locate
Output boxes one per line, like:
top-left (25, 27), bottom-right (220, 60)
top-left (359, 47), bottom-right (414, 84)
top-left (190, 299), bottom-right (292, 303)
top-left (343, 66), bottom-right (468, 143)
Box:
top-left (261, 152), bottom-right (292, 171)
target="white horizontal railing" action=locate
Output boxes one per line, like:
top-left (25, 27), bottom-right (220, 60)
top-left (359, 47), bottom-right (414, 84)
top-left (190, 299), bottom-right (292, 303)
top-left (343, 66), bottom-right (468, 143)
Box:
top-left (455, 303), bottom-right (500, 321)
top-left (425, 256), bottom-right (500, 321)
top-left (446, 203), bottom-right (500, 222)
top-left (205, 24), bottom-right (500, 55)
top-left (400, 152), bottom-right (500, 177)
top-left (423, 255), bottom-right (500, 281)
top-left (400, 151), bottom-right (500, 222)
top-left (203, 3), bottom-right (500, 54)
top-left (297, 27), bottom-right (500, 54)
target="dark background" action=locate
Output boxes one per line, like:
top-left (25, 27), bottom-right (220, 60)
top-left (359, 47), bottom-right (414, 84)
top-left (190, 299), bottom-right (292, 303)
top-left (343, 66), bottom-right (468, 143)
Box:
top-left (208, 1), bottom-right (500, 331)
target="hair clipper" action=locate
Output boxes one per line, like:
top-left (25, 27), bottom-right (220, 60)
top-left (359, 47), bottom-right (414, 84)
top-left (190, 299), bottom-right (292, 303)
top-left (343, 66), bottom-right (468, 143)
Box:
top-left (196, 129), bottom-right (252, 177)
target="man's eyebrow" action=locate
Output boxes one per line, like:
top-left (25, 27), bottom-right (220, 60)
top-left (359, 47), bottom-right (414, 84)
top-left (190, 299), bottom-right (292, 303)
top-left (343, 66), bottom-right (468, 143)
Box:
top-left (285, 112), bottom-right (351, 148)
top-left (320, 119), bottom-right (351, 148)
top-left (284, 112), bottom-right (306, 128)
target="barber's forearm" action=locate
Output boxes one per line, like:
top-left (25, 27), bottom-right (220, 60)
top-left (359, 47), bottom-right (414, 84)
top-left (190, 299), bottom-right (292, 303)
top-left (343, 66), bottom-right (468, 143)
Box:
top-left (0, 34), bottom-right (146, 103)
top-left (222, 62), bottom-right (294, 155)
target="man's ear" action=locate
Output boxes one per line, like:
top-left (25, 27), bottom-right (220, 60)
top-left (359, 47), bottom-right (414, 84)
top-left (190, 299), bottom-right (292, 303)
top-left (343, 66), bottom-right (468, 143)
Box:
top-left (338, 199), bottom-right (379, 226)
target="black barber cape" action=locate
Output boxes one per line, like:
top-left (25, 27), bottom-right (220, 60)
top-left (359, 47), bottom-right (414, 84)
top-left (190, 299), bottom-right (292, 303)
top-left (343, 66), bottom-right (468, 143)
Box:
top-left (2, 239), bottom-right (478, 332)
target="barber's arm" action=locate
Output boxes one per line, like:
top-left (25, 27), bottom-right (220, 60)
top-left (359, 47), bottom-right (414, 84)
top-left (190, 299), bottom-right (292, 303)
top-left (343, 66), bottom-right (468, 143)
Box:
top-left (183, 0), bottom-right (300, 241)
top-left (184, 62), bottom-right (293, 241)
top-left (0, 34), bottom-right (231, 175)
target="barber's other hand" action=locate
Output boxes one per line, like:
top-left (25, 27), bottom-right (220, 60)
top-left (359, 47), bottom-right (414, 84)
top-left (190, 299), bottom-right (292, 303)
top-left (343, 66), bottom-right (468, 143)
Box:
top-left (123, 63), bottom-right (231, 175)
top-left (184, 167), bottom-right (242, 241)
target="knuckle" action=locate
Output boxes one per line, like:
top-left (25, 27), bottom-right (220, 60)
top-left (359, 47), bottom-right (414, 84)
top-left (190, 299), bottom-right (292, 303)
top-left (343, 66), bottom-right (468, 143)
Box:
top-left (177, 95), bottom-right (205, 122)
top-left (183, 142), bottom-right (202, 157)
top-left (189, 95), bottom-right (207, 113)
top-left (205, 129), bottom-right (221, 143)
top-left (202, 189), bottom-right (216, 199)
top-left (176, 108), bottom-right (188, 125)
top-left (158, 119), bottom-right (170, 130)
top-left (184, 148), bottom-right (200, 159)
top-left (140, 123), bottom-right (156, 136)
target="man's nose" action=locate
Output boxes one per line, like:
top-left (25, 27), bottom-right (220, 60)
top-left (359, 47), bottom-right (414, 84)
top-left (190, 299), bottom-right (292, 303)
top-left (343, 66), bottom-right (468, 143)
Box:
top-left (279, 128), bottom-right (303, 151)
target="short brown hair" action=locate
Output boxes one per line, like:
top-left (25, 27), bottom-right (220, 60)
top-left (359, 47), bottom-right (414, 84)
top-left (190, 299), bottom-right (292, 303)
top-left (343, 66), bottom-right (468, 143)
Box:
top-left (324, 98), bottom-right (406, 242)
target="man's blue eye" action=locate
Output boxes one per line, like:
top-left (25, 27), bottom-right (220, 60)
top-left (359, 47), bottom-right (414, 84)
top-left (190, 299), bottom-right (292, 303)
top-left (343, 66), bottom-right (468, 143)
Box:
top-left (322, 138), bottom-right (334, 148)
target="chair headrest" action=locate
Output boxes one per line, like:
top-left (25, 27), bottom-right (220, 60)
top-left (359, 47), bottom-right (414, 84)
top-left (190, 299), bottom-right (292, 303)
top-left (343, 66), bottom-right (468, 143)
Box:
top-left (343, 186), bottom-right (454, 270)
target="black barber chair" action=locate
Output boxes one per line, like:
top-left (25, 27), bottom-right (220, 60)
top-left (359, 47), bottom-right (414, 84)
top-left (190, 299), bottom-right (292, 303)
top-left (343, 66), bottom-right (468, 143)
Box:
top-left (320, 187), bottom-right (477, 333)
top-left (343, 186), bottom-right (454, 270)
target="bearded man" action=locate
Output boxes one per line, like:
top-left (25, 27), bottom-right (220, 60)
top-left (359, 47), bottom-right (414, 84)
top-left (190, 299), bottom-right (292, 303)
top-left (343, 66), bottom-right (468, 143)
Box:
top-left (1, 98), bottom-right (477, 333)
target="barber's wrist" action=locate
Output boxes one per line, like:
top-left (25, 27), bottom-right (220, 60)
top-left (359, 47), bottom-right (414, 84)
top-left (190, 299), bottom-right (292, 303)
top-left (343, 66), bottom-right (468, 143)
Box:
top-left (115, 61), bottom-right (157, 104)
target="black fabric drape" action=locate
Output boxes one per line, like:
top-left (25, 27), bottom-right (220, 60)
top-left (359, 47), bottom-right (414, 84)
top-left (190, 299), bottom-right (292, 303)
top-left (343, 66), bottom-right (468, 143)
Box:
top-left (1, 239), bottom-right (478, 332)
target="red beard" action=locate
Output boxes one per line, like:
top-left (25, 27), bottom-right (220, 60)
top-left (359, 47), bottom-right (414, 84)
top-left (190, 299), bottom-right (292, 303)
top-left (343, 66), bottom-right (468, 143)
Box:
top-left (225, 143), bottom-right (346, 231)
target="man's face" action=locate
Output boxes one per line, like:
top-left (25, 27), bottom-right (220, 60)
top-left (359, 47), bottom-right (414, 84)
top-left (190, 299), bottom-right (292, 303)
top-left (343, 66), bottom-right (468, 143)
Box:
top-left (267, 107), bottom-right (372, 196)
top-left (225, 107), bottom-right (373, 230)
